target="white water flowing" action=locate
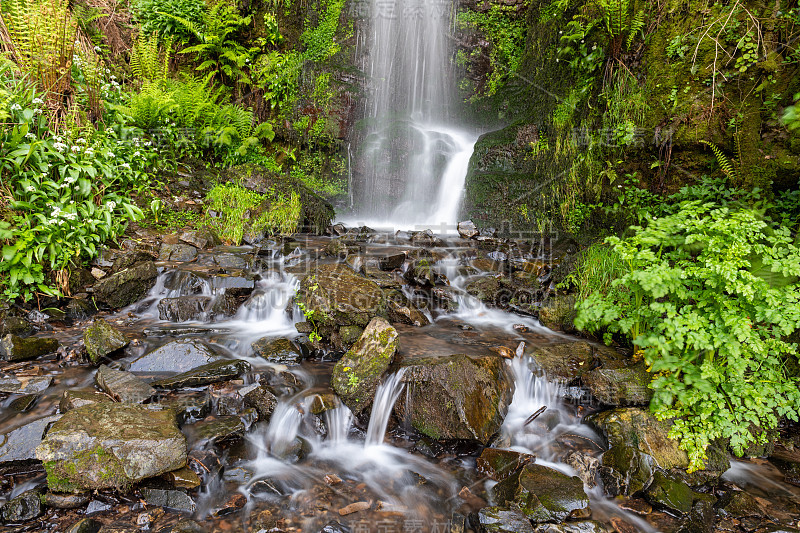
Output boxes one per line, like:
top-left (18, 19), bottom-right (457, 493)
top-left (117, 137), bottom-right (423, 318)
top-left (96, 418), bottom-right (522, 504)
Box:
top-left (351, 0), bottom-right (479, 227)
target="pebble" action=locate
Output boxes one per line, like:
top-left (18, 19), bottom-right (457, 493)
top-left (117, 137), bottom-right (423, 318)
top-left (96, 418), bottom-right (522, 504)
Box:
top-left (338, 501), bottom-right (371, 516)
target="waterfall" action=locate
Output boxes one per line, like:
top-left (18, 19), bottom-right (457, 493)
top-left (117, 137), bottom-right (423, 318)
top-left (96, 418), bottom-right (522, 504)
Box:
top-left (352, 0), bottom-right (478, 227)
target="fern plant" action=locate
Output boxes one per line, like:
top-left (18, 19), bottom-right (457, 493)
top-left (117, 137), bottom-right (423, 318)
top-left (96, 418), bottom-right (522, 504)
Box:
top-left (159, 0), bottom-right (257, 86)
top-left (130, 33), bottom-right (173, 85)
top-left (700, 140), bottom-right (741, 182)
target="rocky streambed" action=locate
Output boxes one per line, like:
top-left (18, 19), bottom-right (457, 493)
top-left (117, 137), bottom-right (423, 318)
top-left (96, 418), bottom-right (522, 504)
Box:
top-left (1, 223), bottom-right (800, 533)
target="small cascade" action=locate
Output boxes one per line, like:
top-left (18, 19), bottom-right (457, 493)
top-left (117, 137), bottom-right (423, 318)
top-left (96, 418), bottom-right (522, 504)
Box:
top-left (226, 272), bottom-right (299, 338)
top-left (364, 369), bottom-right (406, 447)
top-left (324, 404), bottom-right (353, 444)
top-left (263, 401), bottom-right (304, 458)
top-left (501, 356), bottom-right (579, 460)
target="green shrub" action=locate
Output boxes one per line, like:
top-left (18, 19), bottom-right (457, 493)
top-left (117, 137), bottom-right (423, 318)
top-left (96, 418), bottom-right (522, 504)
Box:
top-left (204, 182), bottom-right (300, 244)
top-left (575, 190), bottom-right (800, 471)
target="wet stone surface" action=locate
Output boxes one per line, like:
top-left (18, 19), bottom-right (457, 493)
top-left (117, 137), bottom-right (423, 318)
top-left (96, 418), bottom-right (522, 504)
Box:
top-left (1, 229), bottom-right (799, 533)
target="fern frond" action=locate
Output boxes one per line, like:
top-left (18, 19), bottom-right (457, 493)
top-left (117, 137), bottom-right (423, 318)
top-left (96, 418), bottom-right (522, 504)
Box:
top-left (700, 140), bottom-right (738, 181)
top-left (155, 11), bottom-right (204, 41)
top-left (627, 10), bottom-right (645, 49)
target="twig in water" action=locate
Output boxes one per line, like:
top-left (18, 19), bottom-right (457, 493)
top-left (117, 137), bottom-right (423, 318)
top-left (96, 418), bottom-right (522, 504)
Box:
top-left (524, 406), bottom-right (547, 427)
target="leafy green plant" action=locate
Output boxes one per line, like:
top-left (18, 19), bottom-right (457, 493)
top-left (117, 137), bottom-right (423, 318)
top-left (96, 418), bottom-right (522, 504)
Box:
top-left (575, 189), bottom-right (800, 471)
top-left (204, 182), bottom-right (300, 244)
top-left (0, 79), bottom-right (148, 300)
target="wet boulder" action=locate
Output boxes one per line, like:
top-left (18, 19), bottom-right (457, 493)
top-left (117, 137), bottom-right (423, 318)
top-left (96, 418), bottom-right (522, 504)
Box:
top-left (83, 319), bottom-right (129, 364)
top-left (588, 408), bottom-right (729, 482)
top-left (396, 354), bottom-right (514, 443)
top-left (159, 243), bottom-right (198, 262)
top-left (477, 507), bottom-right (534, 533)
top-left (0, 375), bottom-right (52, 394)
top-left (95, 365), bottom-right (155, 403)
top-left (465, 276), bottom-right (508, 307)
top-left (92, 261), bottom-right (157, 308)
top-left (157, 296), bottom-right (212, 322)
top-left (599, 445), bottom-right (655, 496)
top-left (0, 415), bottom-right (61, 465)
top-left (0, 315), bottom-right (33, 337)
top-left (180, 228), bottom-right (221, 249)
top-left (378, 252), bottom-right (406, 271)
top-left (59, 390), bottom-right (113, 412)
top-left (404, 259), bottom-right (444, 287)
top-left (523, 342), bottom-right (596, 381)
top-left (239, 383), bottom-right (278, 421)
top-left (1, 489), bottom-right (43, 523)
top-left (128, 339), bottom-right (223, 373)
top-left (644, 471), bottom-right (696, 516)
top-left (296, 264), bottom-right (386, 327)
top-left (476, 448), bottom-right (535, 481)
top-left (537, 293), bottom-right (577, 333)
top-left (582, 362), bottom-right (653, 406)
top-left (457, 220), bottom-right (479, 239)
top-left (36, 403), bottom-right (187, 492)
top-left (252, 337), bottom-right (303, 365)
top-left (331, 317), bottom-right (398, 415)
top-left (141, 487), bottom-right (197, 513)
top-left (492, 463), bottom-right (590, 522)
top-left (384, 289), bottom-right (430, 327)
top-left (151, 359), bottom-right (251, 389)
top-left (0, 334), bottom-right (59, 361)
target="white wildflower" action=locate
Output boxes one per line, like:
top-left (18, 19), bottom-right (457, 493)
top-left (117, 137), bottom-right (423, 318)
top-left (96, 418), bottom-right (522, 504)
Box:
top-left (25, 133), bottom-right (35, 140)
top-left (53, 142), bottom-right (67, 152)
top-left (32, 98), bottom-right (44, 105)
top-left (106, 201), bottom-right (117, 210)
top-left (10, 103), bottom-right (21, 111)
top-left (25, 186), bottom-right (35, 192)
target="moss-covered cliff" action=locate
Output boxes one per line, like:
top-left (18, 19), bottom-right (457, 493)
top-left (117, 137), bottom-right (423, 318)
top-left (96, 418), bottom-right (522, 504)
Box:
top-left (458, 0), bottom-right (800, 236)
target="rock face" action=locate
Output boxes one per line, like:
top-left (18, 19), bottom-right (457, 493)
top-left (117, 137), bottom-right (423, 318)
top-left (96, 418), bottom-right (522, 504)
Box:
top-left (83, 319), bottom-right (128, 364)
top-left (128, 339), bottom-right (222, 373)
top-left (384, 289), bottom-right (430, 327)
top-left (582, 362), bottom-right (653, 406)
top-left (396, 354), bottom-right (514, 443)
top-left (492, 463), bottom-right (591, 522)
top-left (0, 334), bottom-right (59, 361)
top-left (1, 489), bottom-right (43, 522)
top-left (476, 448), bottom-right (535, 482)
top-left (477, 507), bottom-right (534, 533)
top-left (296, 264), bottom-right (386, 327)
top-left (36, 403), bottom-right (187, 492)
top-left (600, 445), bottom-right (655, 496)
top-left (331, 317), bottom-right (398, 415)
top-left (92, 261), bottom-right (157, 308)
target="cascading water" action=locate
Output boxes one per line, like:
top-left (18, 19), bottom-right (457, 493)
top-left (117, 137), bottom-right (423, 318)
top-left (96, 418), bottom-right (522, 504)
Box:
top-left (352, 0), bottom-right (478, 226)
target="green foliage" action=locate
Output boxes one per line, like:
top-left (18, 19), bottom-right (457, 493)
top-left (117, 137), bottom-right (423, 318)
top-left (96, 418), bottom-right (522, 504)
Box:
top-left (130, 33), bottom-right (173, 85)
top-left (700, 140), bottom-right (741, 182)
top-left (0, 78), bottom-right (148, 300)
top-left (782, 92), bottom-right (800, 131)
top-left (117, 76), bottom-right (274, 164)
top-left (575, 181), bottom-right (800, 471)
top-left (290, 151), bottom-right (346, 197)
top-left (163, 0), bottom-right (256, 85)
top-left (458, 5), bottom-right (527, 97)
top-left (132, 0), bottom-right (205, 40)
top-left (560, 242), bottom-right (628, 303)
top-left (301, 0), bottom-right (344, 62)
top-left (204, 182), bottom-right (300, 244)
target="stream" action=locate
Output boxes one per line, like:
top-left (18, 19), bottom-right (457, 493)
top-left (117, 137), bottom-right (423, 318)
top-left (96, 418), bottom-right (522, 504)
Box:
top-left (2, 227), bottom-right (799, 532)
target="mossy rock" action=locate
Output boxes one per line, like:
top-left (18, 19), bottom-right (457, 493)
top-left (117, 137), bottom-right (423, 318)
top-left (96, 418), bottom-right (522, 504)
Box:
top-left (491, 463), bottom-right (591, 522)
top-left (83, 319), bottom-right (128, 364)
top-left (331, 317), bottom-right (398, 416)
top-left (296, 264), bottom-right (387, 328)
top-left (36, 403), bottom-right (186, 492)
top-left (92, 261), bottom-right (157, 309)
top-left (219, 165), bottom-right (335, 234)
top-left (395, 354), bottom-right (514, 443)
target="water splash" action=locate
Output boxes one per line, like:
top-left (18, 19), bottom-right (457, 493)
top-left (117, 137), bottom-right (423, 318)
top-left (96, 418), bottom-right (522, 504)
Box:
top-left (365, 369), bottom-right (407, 446)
